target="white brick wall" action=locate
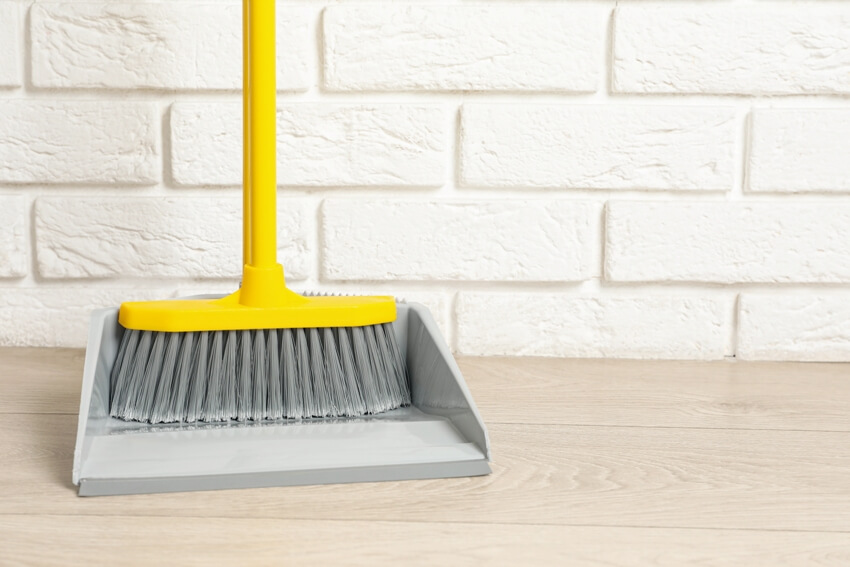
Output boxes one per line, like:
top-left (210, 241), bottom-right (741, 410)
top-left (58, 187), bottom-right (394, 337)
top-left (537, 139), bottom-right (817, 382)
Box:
top-left (605, 202), bottom-right (850, 284)
top-left (613, 4), bottom-right (850, 95)
top-left (1, 0), bottom-right (849, 361)
top-left (457, 294), bottom-right (727, 359)
top-left (0, 196), bottom-right (27, 278)
top-left (0, 102), bottom-right (159, 184)
top-left (31, 3), bottom-right (311, 91)
top-left (461, 105), bottom-right (736, 191)
top-left (35, 197), bottom-right (309, 279)
top-left (0, 287), bottom-right (176, 347)
top-left (171, 103), bottom-right (446, 187)
top-left (321, 200), bottom-right (599, 282)
top-left (749, 110), bottom-right (850, 193)
top-left (0, 3), bottom-right (20, 88)
top-left (324, 4), bottom-right (608, 92)
top-left (738, 295), bottom-right (850, 362)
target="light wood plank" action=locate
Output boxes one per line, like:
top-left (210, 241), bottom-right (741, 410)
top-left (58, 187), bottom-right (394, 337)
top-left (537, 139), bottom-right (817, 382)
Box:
top-left (0, 348), bottom-right (84, 415)
top-left (2, 413), bottom-right (849, 532)
top-left (2, 515), bottom-right (849, 567)
top-left (458, 356), bottom-right (850, 430)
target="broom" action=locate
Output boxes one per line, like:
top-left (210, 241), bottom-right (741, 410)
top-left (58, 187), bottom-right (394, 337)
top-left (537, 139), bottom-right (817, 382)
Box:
top-left (109, 0), bottom-right (410, 424)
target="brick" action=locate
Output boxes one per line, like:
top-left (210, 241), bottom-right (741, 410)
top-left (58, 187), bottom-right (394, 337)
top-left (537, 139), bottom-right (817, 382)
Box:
top-left (0, 196), bottom-right (27, 278)
top-left (461, 105), bottom-right (735, 191)
top-left (0, 287), bottom-right (177, 348)
top-left (457, 293), bottom-right (727, 359)
top-left (749, 110), bottom-right (850, 193)
top-left (401, 293), bottom-right (451, 343)
top-left (606, 202), bottom-right (850, 283)
top-left (738, 295), bottom-right (850, 362)
top-left (31, 3), bottom-right (310, 91)
top-left (35, 197), bottom-right (309, 280)
top-left (0, 102), bottom-right (158, 185)
top-left (323, 4), bottom-right (607, 92)
top-left (0, 2), bottom-right (20, 87)
top-left (613, 4), bottom-right (850, 95)
top-left (171, 103), bottom-right (446, 187)
top-left (297, 288), bottom-right (451, 343)
top-left (321, 200), bottom-right (599, 282)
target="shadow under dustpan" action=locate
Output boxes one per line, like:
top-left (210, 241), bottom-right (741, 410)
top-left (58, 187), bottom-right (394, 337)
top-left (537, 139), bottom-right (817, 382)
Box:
top-left (72, 301), bottom-right (492, 496)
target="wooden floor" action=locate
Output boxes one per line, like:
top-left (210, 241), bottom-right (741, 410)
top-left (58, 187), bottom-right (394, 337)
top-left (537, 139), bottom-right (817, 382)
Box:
top-left (1, 349), bottom-right (849, 566)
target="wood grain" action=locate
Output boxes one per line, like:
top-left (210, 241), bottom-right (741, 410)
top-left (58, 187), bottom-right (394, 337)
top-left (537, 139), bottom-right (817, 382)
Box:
top-left (0, 348), bottom-right (84, 415)
top-left (458, 356), bottom-right (850, 431)
top-left (1, 413), bottom-right (849, 531)
top-left (1, 348), bottom-right (850, 564)
top-left (2, 515), bottom-right (849, 567)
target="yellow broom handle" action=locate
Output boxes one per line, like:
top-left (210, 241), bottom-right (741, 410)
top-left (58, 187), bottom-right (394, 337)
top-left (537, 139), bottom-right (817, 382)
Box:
top-left (247, 0), bottom-right (276, 269)
top-left (242, 0), bottom-right (251, 266)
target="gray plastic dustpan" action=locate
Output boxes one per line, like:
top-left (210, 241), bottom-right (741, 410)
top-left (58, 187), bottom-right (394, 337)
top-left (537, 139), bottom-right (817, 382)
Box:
top-left (72, 302), bottom-right (491, 496)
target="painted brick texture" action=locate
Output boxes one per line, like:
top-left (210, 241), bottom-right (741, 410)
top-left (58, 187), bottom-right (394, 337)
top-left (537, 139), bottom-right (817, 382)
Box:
top-left (614, 4), bottom-right (850, 95)
top-left (323, 4), bottom-right (608, 92)
top-left (171, 103), bottom-right (446, 187)
top-left (0, 0), bottom-right (848, 362)
top-left (0, 287), bottom-right (174, 348)
top-left (738, 295), bottom-right (850, 362)
top-left (0, 102), bottom-right (159, 185)
top-left (35, 197), bottom-right (309, 280)
top-left (0, 196), bottom-right (27, 278)
top-left (461, 105), bottom-right (735, 191)
top-left (457, 294), bottom-right (727, 359)
top-left (0, 3), bottom-right (20, 88)
top-left (31, 3), bottom-right (310, 91)
top-left (606, 203), bottom-right (850, 284)
top-left (321, 200), bottom-right (599, 282)
top-left (749, 110), bottom-right (850, 193)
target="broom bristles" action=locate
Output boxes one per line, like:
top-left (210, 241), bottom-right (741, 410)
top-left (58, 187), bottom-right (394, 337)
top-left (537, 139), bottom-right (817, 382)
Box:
top-left (109, 323), bottom-right (410, 424)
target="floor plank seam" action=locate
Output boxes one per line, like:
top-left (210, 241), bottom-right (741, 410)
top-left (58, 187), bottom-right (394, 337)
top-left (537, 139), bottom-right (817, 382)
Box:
top-left (486, 421), bottom-right (850, 433)
top-left (1, 512), bottom-right (849, 534)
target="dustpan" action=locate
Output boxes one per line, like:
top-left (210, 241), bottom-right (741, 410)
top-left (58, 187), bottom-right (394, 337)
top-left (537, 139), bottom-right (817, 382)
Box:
top-left (72, 301), bottom-right (491, 496)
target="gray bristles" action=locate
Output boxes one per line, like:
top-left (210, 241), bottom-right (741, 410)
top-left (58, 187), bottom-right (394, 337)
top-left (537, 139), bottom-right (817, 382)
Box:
top-left (109, 323), bottom-right (410, 424)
